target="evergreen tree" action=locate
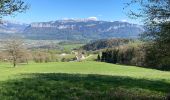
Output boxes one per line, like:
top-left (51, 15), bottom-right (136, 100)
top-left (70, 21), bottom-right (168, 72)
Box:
top-left (97, 54), bottom-right (101, 61)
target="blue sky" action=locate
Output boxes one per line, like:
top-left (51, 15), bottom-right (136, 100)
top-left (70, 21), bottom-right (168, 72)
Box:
top-left (4, 0), bottom-right (141, 24)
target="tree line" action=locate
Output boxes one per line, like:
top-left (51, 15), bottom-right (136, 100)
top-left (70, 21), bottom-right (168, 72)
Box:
top-left (99, 44), bottom-right (169, 70)
top-left (82, 38), bottom-right (131, 51)
top-left (98, 0), bottom-right (170, 70)
top-left (0, 37), bottom-right (77, 67)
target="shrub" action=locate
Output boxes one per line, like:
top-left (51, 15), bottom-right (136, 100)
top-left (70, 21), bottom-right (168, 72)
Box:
top-left (100, 44), bottom-right (170, 70)
top-left (101, 46), bottom-right (138, 65)
top-left (33, 52), bottom-right (52, 63)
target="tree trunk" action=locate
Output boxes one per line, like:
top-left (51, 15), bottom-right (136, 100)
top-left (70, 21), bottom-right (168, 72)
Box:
top-left (13, 59), bottom-right (16, 67)
top-left (13, 63), bottom-right (16, 67)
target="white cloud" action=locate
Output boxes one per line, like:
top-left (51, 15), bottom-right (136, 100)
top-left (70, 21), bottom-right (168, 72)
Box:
top-left (88, 17), bottom-right (98, 21)
top-left (121, 19), bottom-right (128, 22)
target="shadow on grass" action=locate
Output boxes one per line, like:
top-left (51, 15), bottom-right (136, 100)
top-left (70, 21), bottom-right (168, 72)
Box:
top-left (0, 73), bottom-right (169, 100)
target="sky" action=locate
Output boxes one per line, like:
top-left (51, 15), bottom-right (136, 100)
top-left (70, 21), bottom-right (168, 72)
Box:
top-left (4, 0), bottom-right (141, 24)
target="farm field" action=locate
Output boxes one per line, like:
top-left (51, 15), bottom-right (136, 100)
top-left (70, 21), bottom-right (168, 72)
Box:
top-left (0, 61), bottom-right (169, 99)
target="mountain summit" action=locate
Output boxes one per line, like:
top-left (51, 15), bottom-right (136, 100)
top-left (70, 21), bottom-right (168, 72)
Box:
top-left (0, 20), bottom-right (144, 40)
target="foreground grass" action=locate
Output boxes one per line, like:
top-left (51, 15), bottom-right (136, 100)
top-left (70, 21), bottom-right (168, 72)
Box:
top-left (0, 61), bottom-right (170, 99)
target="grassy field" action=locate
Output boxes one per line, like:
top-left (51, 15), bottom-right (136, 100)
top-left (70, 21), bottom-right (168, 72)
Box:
top-left (0, 61), bottom-right (170, 99)
top-left (60, 43), bottom-right (84, 50)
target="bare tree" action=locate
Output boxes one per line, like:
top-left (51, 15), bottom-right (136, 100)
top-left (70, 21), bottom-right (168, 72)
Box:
top-left (4, 37), bottom-right (26, 67)
top-left (0, 0), bottom-right (28, 66)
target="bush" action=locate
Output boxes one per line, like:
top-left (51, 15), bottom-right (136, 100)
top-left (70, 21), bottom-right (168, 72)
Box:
top-left (101, 46), bottom-right (139, 65)
top-left (143, 43), bottom-right (170, 70)
top-left (100, 44), bottom-right (170, 70)
top-left (61, 57), bottom-right (76, 62)
top-left (33, 52), bottom-right (52, 63)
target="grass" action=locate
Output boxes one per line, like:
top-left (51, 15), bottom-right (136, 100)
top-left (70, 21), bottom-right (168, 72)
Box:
top-left (84, 54), bottom-right (98, 61)
top-left (60, 43), bottom-right (84, 50)
top-left (55, 54), bottom-right (76, 62)
top-left (58, 41), bottom-right (84, 52)
top-left (0, 61), bottom-right (170, 99)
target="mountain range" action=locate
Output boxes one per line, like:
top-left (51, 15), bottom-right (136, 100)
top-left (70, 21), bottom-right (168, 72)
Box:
top-left (0, 19), bottom-right (144, 40)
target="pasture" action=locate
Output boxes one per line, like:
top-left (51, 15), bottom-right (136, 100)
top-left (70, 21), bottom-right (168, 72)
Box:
top-left (0, 61), bottom-right (169, 99)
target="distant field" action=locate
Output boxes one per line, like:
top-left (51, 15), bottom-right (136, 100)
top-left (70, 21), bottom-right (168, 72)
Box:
top-left (59, 43), bottom-right (84, 50)
top-left (0, 61), bottom-right (170, 99)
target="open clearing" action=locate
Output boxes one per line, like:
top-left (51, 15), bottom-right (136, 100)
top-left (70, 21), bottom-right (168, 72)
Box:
top-left (0, 61), bottom-right (170, 99)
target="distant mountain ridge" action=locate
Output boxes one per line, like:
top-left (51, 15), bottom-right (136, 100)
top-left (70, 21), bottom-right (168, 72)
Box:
top-left (0, 20), bottom-right (29, 38)
top-left (0, 19), bottom-right (144, 40)
top-left (0, 20), bottom-right (29, 33)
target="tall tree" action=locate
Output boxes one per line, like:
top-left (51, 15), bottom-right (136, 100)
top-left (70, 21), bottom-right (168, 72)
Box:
top-left (127, 0), bottom-right (170, 69)
top-left (97, 54), bottom-right (101, 61)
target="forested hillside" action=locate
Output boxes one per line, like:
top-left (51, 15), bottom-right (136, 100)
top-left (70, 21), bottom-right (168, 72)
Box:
top-left (82, 38), bottom-right (131, 51)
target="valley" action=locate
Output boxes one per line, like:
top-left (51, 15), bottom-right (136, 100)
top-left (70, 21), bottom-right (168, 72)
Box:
top-left (0, 0), bottom-right (169, 99)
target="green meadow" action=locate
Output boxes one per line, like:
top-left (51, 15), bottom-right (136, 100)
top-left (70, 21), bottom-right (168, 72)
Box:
top-left (0, 61), bottom-right (170, 99)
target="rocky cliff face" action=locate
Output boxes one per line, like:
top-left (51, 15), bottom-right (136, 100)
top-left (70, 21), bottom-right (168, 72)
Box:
top-left (0, 19), bottom-right (144, 40)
